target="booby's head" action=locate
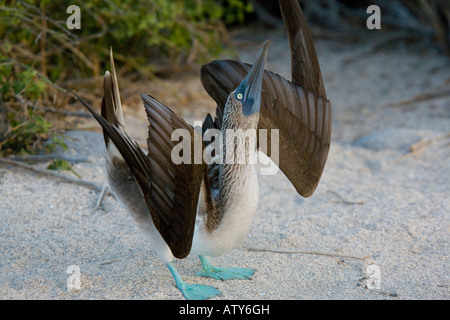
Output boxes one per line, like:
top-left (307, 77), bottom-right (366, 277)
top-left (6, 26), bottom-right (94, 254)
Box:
top-left (229, 41), bottom-right (269, 117)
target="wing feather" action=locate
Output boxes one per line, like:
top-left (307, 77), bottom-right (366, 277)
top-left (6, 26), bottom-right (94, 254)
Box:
top-left (201, 60), bottom-right (331, 197)
top-left (140, 94), bottom-right (208, 258)
top-left (200, 0), bottom-right (331, 197)
top-left (72, 88), bottom-right (207, 259)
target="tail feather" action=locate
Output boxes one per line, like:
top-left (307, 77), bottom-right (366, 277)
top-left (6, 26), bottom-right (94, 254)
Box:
top-left (109, 48), bottom-right (124, 127)
top-left (100, 49), bottom-right (124, 144)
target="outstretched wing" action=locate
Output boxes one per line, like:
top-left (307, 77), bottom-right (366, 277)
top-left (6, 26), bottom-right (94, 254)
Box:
top-left (280, 0), bottom-right (327, 97)
top-left (200, 0), bottom-right (331, 197)
top-left (72, 90), bottom-right (208, 259)
top-left (140, 94), bottom-right (209, 258)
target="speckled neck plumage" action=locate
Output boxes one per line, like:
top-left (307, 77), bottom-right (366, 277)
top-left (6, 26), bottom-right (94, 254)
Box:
top-left (204, 96), bottom-right (260, 232)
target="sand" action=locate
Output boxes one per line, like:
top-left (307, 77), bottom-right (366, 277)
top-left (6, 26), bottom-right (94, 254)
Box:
top-left (0, 27), bottom-right (449, 300)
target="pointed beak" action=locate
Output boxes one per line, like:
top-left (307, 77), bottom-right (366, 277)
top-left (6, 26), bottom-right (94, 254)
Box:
top-left (239, 40), bottom-right (269, 116)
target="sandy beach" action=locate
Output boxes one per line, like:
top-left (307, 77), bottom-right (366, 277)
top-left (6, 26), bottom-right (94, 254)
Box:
top-left (0, 27), bottom-right (449, 300)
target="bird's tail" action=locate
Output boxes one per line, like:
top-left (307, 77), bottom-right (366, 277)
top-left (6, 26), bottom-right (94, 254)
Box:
top-left (69, 48), bottom-right (128, 162)
top-left (101, 48), bottom-right (125, 145)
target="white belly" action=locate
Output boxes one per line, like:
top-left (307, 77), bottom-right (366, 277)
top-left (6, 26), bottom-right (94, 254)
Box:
top-left (190, 167), bottom-right (259, 257)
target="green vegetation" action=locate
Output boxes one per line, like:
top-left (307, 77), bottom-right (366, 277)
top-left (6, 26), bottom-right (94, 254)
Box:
top-left (0, 0), bottom-right (253, 157)
top-left (47, 159), bottom-right (81, 178)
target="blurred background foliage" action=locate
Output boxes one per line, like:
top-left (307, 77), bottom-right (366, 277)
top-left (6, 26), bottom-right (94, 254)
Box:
top-left (0, 0), bottom-right (253, 156)
top-left (0, 0), bottom-right (448, 157)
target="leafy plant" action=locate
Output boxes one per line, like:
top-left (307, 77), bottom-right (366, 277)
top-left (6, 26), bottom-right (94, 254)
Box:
top-left (0, 0), bottom-right (252, 157)
top-left (0, 0), bottom-right (247, 82)
top-left (0, 109), bottom-right (67, 156)
top-left (223, 0), bottom-right (254, 25)
top-left (47, 159), bottom-right (81, 178)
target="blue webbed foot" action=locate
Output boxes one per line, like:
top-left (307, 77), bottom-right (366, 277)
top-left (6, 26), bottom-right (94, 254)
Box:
top-left (196, 256), bottom-right (255, 281)
top-left (177, 282), bottom-right (222, 300)
top-left (167, 262), bottom-right (221, 300)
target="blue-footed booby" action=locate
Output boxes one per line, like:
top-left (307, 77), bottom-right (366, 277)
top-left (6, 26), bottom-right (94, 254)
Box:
top-left (71, 0), bottom-right (331, 300)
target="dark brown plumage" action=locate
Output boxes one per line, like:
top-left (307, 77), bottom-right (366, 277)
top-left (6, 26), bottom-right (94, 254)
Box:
top-left (140, 94), bottom-right (207, 258)
top-left (201, 0), bottom-right (332, 198)
top-left (74, 87), bottom-right (208, 259)
top-left (72, 0), bottom-right (331, 263)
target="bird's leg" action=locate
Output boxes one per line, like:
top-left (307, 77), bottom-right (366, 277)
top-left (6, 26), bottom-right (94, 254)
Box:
top-left (196, 256), bottom-right (255, 281)
top-left (166, 262), bottom-right (221, 300)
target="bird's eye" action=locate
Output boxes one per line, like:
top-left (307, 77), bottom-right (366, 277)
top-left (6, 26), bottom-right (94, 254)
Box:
top-left (236, 93), bottom-right (243, 100)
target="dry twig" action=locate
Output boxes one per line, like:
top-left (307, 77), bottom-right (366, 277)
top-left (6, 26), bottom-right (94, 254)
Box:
top-left (244, 246), bottom-right (370, 261)
top-left (327, 190), bottom-right (365, 205)
top-left (380, 87), bottom-right (450, 108)
top-left (6, 153), bottom-right (90, 164)
top-left (0, 157), bottom-right (103, 192)
top-left (390, 132), bottom-right (450, 163)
